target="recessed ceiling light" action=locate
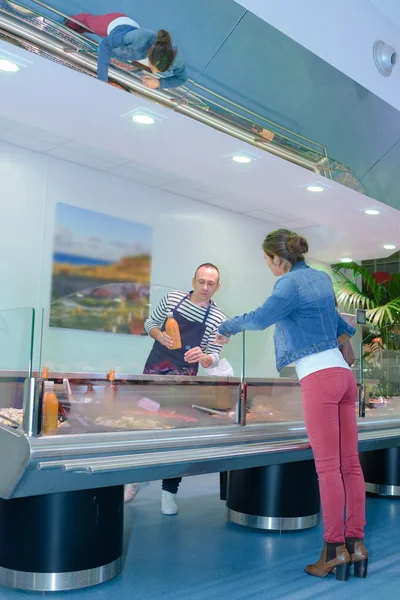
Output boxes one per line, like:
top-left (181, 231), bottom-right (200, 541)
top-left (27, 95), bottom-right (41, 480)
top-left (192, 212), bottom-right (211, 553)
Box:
top-left (306, 184), bottom-right (325, 193)
top-left (340, 257), bottom-right (353, 263)
top-left (232, 155), bottom-right (252, 164)
top-left (121, 107), bottom-right (165, 125)
top-left (0, 59), bottom-right (19, 73)
top-left (131, 114), bottom-right (155, 125)
top-left (382, 243), bottom-right (397, 250)
top-left (364, 209), bottom-right (380, 215)
top-left (224, 151), bottom-right (259, 164)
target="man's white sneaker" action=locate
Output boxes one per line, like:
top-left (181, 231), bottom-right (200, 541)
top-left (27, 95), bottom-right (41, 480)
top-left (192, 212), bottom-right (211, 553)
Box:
top-left (161, 490), bottom-right (178, 515)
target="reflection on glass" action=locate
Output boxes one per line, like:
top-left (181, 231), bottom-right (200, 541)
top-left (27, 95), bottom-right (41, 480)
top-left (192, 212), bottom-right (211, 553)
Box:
top-left (50, 376), bottom-right (240, 435)
top-left (0, 307), bottom-right (35, 428)
top-left (246, 381), bottom-right (304, 426)
top-left (39, 281), bottom-right (242, 376)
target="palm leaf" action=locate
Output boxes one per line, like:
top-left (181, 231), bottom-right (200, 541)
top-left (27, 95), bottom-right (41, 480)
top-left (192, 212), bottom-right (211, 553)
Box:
top-left (387, 273), bottom-right (400, 299)
top-left (332, 269), bottom-right (368, 302)
top-left (333, 281), bottom-right (375, 311)
top-left (331, 265), bottom-right (375, 303)
top-left (331, 262), bottom-right (383, 303)
top-left (367, 298), bottom-right (400, 327)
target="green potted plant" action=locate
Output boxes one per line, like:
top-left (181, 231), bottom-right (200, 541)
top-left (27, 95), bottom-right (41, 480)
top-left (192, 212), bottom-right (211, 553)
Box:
top-left (331, 262), bottom-right (400, 398)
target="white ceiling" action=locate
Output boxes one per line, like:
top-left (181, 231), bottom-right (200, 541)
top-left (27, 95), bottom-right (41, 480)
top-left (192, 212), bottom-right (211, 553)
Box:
top-left (369, 0), bottom-right (400, 29)
top-left (0, 39), bottom-right (399, 264)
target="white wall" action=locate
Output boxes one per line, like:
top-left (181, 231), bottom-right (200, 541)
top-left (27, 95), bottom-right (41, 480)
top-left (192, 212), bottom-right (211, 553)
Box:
top-left (236, 0), bottom-right (400, 112)
top-left (1, 142), bottom-right (351, 379)
top-left (0, 142), bottom-right (281, 378)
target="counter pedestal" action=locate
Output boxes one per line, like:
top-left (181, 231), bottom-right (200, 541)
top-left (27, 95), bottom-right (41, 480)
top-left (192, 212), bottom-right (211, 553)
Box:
top-left (226, 460), bottom-right (320, 531)
top-left (360, 448), bottom-right (400, 497)
top-left (0, 485), bottom-right (123, 592)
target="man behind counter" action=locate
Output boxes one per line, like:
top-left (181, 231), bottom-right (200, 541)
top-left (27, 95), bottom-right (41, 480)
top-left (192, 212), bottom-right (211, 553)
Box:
top-left (125, 263), bottom-right (226, 515)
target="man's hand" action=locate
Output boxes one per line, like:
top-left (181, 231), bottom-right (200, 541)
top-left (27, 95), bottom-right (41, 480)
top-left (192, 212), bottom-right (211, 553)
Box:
top-left (142, 76), bottom-right (160, 89)
top-left (157, 332), bottom-right (174, 349)
top-left (213, 332), bottom-right (230, 346)
top-left (184, 346), bottom-right (212, 368)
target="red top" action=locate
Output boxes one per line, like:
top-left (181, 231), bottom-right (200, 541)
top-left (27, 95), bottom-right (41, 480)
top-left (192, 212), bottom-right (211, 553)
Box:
top-left (66, 13), bottom-right (128, 37)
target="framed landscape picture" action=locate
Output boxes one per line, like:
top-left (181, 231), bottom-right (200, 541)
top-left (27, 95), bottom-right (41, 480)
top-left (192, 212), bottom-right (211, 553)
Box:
top-left (50, 203), bottom-right (152, 335)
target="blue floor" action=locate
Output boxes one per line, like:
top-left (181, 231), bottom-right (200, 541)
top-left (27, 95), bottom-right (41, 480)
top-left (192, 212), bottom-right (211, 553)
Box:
top-left (3, 474), bottom-right (400, 598)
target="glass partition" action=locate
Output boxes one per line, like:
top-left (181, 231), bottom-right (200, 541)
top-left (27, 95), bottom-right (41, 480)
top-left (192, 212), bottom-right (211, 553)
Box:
top-left (241, 330), bottom-right (305, 428)
top-left (360, 326), bottom-right (400, 421)
top-left (38, 283), bottom-right (243, 378)
top-left (243, 322), bottom-right (400, 430)
top-left (34, 279), bottom-right (244, 434)
top-left (46, 374), bottom-right (240, 435)
top-left (245, 379), bottom-right (305, 427)
top-left (0, 307), bottom-right (35, 428)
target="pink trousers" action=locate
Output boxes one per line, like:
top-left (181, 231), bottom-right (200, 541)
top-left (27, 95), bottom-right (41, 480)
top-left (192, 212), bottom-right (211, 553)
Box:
top-left (300, 368), bottom-right (366, 542)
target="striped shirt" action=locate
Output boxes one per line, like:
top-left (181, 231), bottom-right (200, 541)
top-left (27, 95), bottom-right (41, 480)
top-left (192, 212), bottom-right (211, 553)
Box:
top-left (144, 290), bottom-right (226, 368)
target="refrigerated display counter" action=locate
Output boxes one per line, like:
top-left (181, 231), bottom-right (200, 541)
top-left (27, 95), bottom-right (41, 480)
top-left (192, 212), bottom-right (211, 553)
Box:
top-left (0, 371), bottom-right (400, 592)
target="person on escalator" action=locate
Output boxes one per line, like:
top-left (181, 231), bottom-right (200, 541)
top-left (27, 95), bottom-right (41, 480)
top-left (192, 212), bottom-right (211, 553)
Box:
top-left (64, 12), bottom-right (188, 90)
top-left (124, 263), bottom-right (226, 514)
top-left (214, 229), bottom-right (368, 582)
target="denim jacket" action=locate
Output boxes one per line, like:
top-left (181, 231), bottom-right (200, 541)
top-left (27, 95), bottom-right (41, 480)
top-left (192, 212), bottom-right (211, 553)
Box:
top-left (98, 27), bottom-right (188, 89)
top-left (218, 262), bottom-right (356, 372)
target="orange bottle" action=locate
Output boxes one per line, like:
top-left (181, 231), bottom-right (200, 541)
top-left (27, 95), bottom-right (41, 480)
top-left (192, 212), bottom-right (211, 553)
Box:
top-left (42, 366), bottom-right (49, 380)
top-left (42, 381), bottom-right (58, 434)
top-left (104, 370), bottom-right (118, 407)
top-left (165, 312), bottom-right (182, 350)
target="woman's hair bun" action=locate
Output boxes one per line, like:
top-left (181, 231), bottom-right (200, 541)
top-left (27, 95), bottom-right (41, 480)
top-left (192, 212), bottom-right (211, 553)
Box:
top-left (287, 233), bottom-right (308, 257)
top-left (156, 29), bottom-right (172, 45)
top-left (262, 229), bottom-right (308, 264)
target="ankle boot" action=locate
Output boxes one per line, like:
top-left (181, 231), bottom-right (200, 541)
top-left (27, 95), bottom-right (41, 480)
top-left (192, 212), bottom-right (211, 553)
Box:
top-left (305, 543), bottom-right (351, 581)
top-left (346, 537), bottom-right (368, 578)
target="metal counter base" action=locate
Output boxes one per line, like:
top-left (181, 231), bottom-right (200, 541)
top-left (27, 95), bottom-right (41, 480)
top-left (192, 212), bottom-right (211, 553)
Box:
top-left (0, 558), bottom-right (122, 592)
top-left (365, 483), bottom-right (400, 497)
top-left (226, 460), bottom-right (321, 531)
top-left (227, 508), bottom-right (320, 531)
top-left (360, 448), bottom-right (400, 498)
top-left (0, 486), bottom-right (124, 592)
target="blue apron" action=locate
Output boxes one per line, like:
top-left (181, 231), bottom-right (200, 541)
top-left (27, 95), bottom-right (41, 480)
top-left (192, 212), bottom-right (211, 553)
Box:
top-left (143, 293), bottom-right (211, 376)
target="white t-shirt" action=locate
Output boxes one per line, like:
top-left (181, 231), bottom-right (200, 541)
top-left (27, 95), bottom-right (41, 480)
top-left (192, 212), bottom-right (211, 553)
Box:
top-left (107, 17), bottom-right (140, 35)
top-left (295, 348), bottom-right (350, 381)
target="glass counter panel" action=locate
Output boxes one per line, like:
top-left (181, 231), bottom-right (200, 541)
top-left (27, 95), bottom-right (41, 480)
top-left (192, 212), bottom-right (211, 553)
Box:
top-left (242, 330), bottom-right (277, 379)
top-left (39, 282), bottom-right (241, 377)
top-left (361, 326), bottom-right (400, 416)
top-left (48, 376), bottom-right (241, 434)
top-left (245, 380), bottom-right (305, 427)
top-left (0, 307), bottom-right (35, 428)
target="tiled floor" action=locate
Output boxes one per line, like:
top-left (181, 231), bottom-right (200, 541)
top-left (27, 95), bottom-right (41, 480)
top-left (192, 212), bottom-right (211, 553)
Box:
top-left (2, 474), bottom-right (400, 598)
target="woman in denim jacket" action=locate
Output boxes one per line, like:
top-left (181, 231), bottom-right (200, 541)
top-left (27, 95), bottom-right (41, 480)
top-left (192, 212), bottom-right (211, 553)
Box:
top-left (215, 229), bottom-right (368, 582)
top-left (65, 13), bottom-right (187, 89)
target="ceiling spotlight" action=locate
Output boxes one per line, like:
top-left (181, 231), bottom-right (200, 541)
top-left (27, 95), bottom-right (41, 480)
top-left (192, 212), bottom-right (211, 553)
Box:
top-left (224, 151), bottom-right (259, 164)
top-left (0, 59), bottom-right (19, 72)
top-left (121, 107), bottom-right (165, 125)
top-left (340, 257), bottom-right (353, 263)
top-left (131, 114), bottom-right (155, 125)
top-left (232, 155), bottom-right (252, 164)
top-left (364, 209), bottom-right (380, 215)
top-left (373, 40), bottom-right (397, 77)
top-left (306, 184), bottom-right (325, 193)
top-left (382, 243), bottom-right (397, 250)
